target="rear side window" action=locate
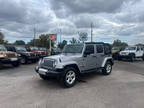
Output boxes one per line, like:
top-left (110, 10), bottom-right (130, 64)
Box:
top-left (104, 44), bottom-right (112, 55)
top-left (96, 45), bottom-right (103, 53)
top-left (85, 45), bottom-right (94, 54)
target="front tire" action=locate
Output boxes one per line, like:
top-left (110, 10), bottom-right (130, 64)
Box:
top-left (20, 57), bottom-right (27, 64)
top-left (12, 61), bottom-right (20, 67)
top-left (142, 55), bottom-right (144, 61)
top-left (61, 67), bottom-right (77, 88)
top-left (130, 54), bottom-right (135, 62)
top-left (102, 61), bottom-right (112, 75)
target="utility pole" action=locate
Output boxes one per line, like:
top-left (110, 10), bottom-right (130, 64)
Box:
top-left (91, 22), bottom-right (93, 42)
top-left (33, 27), bottom-right (36, 46)
top-left (60, 29), bottom-right (62, 43)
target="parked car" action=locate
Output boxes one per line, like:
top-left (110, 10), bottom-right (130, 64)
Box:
top-left (25, 46), bottom-right (41, 58)
top-left (112, 47), bottom-right (120, 60)
top-left (35, 42), bottom-right (114, 88)
top-left (119, 46), bottom-right (144, 62)
top-left (51, 48), bottom-right (62, 55)
top-left (5, 45), bottom-right (39, 64)
top-left (38, 47), bottom-right (47, 57)
top-left (0, 45), bottom-right (20, 67)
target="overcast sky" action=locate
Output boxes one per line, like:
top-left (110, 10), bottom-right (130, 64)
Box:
top-left (0, 0), bottom-right (144, 44)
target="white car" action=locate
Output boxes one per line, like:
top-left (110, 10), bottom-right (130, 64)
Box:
top-left (119, 46), bottom-right (144, 62)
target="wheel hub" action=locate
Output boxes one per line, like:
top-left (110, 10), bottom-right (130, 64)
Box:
top-left (66, 71), bottom-right (76, 85)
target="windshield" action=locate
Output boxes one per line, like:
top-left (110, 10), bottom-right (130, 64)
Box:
top-left (15, 46), bottom-right (27, 52)
top-left (0, 45), bottom-right (7, 51)
top-left (112, 47), bottom-right (119, 50)
top-left (125, 46), bottom-right (136, 50)
top-left (31, 47), bottom-right (38, 50)
top-left (39, 48), bottom-right (46, 51)
top-left (63, 44), bottom-right (84, 53)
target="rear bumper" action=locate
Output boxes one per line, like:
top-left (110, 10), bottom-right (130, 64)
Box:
top-left (35, 66), bottom-right (64, 77)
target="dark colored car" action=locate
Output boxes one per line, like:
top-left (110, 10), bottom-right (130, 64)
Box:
top-left (25, 46), bottom-right (41, 58)
top-left (51, 48), bottom-right (62, 55)
top-left (5, 45), bottom-right (39, 64)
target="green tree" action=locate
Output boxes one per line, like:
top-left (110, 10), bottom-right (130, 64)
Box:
top-left (14, 40), bottom-right (25, 45)
top-left (58, 40), bottom-right (67, 49)
top-left (112, 39), bottom-right (128, 50)
top-left (135, 43), bottom-right (144, 47)
top-left (0, 32), bottom-right (8, 44)
top-left (27, 34), bottom-right (54, 49)
top-left (70, 38), bottom-right (80, 44)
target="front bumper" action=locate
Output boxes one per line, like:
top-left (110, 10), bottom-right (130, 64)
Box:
top-left (0, 57), bottom-right (20, 64)
top-left (27, 56), bottom-right (39, 60)
top-left (35, 66), bottom-right (64, 77)
top-left (119, 55), bottom-right (131, 59)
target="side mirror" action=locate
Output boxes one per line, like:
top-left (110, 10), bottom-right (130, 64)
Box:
top-left (83, 51), bottom-right (91, 57)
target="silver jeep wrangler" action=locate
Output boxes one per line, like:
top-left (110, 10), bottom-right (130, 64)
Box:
top-left (35, 42), bottom-right (114, 88)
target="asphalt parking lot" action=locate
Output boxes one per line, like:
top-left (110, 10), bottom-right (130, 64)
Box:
top-left (0, 60), bottom-right (144, 108)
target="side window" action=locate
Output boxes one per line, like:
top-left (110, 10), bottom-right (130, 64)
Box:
top-left (85, 45), bottom-right (94, 54)
top-left (96, 45), bottom-right (104, 53)
top-left (137, 47), bottom-right (140, 51)
top-left (104, 45), bottom-right (111, 55)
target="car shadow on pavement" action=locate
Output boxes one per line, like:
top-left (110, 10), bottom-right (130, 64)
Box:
top-left (0, 65), bottom-right (14, 70)
top-left (34, 71), bottom-right (103, 89)
top-left (34, 78), bottom-right (63, 89)
top-left (115, 59), bottom-right (143, 63)
top-left (78, 71), bottom-right (103, 83)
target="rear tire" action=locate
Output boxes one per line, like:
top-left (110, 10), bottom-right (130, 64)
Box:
top-left (60, 67), bottom-right (77, 88)
top-left (102, 61), bottom-right (112, 75)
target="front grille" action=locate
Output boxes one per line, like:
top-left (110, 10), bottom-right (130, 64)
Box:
top-left (7, 53), bottom-right (15, 57)
top-left (42, 59), bottom-right (54, 68)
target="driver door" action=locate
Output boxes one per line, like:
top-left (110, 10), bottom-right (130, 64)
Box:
top-left (82, 44), bottom-right (97, 72)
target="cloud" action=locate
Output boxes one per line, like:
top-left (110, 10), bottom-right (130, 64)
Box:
top-left (0, 0), bottom-right (144, 44)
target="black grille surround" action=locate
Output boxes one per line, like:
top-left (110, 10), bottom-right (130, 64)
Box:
top-left (41, 59), bottom-right (55, 68)
top-left (7, 53), bottom-right (16, 58)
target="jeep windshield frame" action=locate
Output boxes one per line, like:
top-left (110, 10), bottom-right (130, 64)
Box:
top-left (15, 46), bottom-right (27, 52)
top-left (62, 44), bottom-right (84, 54)
top-left (0, 45), bottom-right (7, 51)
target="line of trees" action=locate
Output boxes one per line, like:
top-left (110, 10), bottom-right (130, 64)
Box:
top-left (1, 31), bottom-right (144, 50)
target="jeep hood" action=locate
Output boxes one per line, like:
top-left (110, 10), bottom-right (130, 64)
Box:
top-left (120, 50), bottom-right (135, 53)
top-left (45, 53), bottom-right (82, 61)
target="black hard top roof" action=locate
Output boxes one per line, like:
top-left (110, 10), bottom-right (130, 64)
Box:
top-left (85, 42), bottom-right (104, 44)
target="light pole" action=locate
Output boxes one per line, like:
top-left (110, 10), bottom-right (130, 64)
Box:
top-left (59, 29), bottom-right (62, 43)
top-left (33, 27), bottom-right (36, 47)
top-left (91, 22), bottom-right (93, 42)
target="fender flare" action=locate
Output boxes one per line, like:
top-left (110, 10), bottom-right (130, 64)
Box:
top-left (101, 57), bottom-right (113, 67)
